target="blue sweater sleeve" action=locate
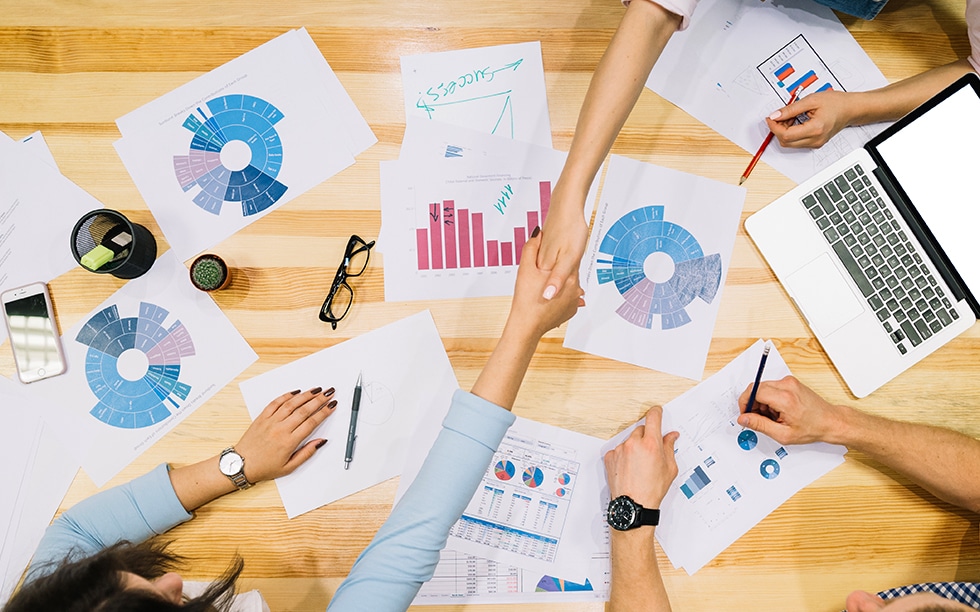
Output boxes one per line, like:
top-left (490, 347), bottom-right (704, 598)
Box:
top-left (327, 389), bottom-right (516, 611)
top-left (26, 463), bottom-right (193, 579)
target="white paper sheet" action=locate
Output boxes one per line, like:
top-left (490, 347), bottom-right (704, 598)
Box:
top-left (0, 136), bottom-right (103, 344)
top-left (0, 378), bottom-right (78, 604)
top-left (24, 250), bottom-right (257, 486)
top-left (646, 0), bottom-right (889, 183)
top-left (564, 155), bottom-right (744, 380)
top-left (414, 550), bottom-right (610, 605)
top-left (114, 28), bottom-right (375, 260)
top-left (396, 401), bottom-right (608, 582)
top-left (401, 42), bottom-right (552, 147)
top-left (18, 132), bottom-right (59, 169)
top-left (239, 310), bottom-right (457, 519)
top-left (602, 340), bottom-right (846, 574)
top-left (381, 125), bottom-right (598, 301)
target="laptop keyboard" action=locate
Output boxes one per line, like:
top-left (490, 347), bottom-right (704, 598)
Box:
top-left (801, 162), bottom-right (959, 355)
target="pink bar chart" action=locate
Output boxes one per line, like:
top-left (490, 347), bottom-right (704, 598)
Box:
top-left (415, 181), bottom-right (552, 271)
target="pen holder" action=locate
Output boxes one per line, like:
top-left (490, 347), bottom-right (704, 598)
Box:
top-left (70, 209), bottom-right (158, 279)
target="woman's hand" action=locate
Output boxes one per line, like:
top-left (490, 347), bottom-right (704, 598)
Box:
top-left (236, 387), bottom-right (338, 483)
top-left (508, 228), bottom-right (585, 340)
top-left (766, 90), bottom-right (854, 149)
top-left (536, 187), bottom-right (590, 301)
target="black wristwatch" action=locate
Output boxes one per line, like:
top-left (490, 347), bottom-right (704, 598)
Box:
top-left (606, 495), bottom-right (660, 531)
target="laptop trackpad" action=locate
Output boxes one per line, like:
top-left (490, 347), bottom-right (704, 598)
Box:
top-left (786, 253), bottom-right (864, 337)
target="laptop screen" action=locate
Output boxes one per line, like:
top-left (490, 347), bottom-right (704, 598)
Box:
top-left (873, 81), bottom-right (980, 298)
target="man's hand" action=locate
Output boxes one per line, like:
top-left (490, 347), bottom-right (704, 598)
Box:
top-left (604, 405), bottom-right (679, 509)
top-left (766, 90), bottom-right (854, 149)
top-left (736, 376), bottom-right (846, 446)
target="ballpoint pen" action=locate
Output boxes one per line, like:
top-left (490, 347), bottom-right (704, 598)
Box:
top-left (739, 86), bottom-right (802, 185)
top-left (344, 371), bottom-right (362, 470)
top-left (745, 344), bottom-right (770, 414)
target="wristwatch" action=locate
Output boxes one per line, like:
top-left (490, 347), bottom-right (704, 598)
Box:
top-left (606, 495), bottom-right (659, 531)
top-left (218, 447), bottom-right (252, 490)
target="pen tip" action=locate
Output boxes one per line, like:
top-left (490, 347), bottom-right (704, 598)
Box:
top-left (738, 177), bottom-right (746, 185)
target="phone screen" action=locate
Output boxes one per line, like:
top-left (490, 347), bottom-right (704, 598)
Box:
top-left (4, 292), bottom-right (65, 382)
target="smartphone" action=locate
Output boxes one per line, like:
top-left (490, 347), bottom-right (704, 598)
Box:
top-left (1, 282), bottom-right (67, 383)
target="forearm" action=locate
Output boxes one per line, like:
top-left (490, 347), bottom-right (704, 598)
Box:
top-left (555, 0), bottom-right (681, 202)
top-left (168, 455), bottom-right (238, 513)
top-left (470, 319), bottom-right (541, 410)
top-left (608, 529), bottom-right (672, 611)
top-left (844, 59), bottom-right (975, 127)
top-left (831, 405), bottom-right (980, 513)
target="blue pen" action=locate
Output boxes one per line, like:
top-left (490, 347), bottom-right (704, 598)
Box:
top-left (745, 344), bottom-right (770, 414)
top-left (344, 372), bottom-right (363, 470)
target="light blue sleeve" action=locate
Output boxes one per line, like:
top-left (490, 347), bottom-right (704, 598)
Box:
top-left (326, 389), bottom-right (516, 611)
top-left (26, 463), bottom-right (193, 579)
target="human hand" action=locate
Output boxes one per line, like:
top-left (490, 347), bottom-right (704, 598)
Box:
top-left (604, 406), bottom-right (679, 509)
top-left (507, 228), bottom-right (585, 339)
top-left (235, 387), bottom-right (337, 483)
top-left (736, 376), bottom-right (846, 446)
top-left (536, 186), bottom-right (589, 301)
top-left (765, 90), bottom-right (854, 149)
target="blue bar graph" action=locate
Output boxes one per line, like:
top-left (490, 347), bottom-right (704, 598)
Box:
top-left (680, 465), bottom-right (711, 499)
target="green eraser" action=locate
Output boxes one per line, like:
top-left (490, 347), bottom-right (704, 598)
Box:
top-left (81, 244), bottom-right (114, 270)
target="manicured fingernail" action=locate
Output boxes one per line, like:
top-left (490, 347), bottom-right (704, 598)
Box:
top-left (531, 226), bottom-right (540, 238)
top-left (768, 110), bottom-right (782, 120)
top-left (328, 400), bottom-right (338, 410)
top-left (542, 285), bottom-right (557, 300)
top-left (290, 389), bottom-right (301, 395)
top-left (323, 387), bottom-right (335, 397)
top-left (315, 439), bottom-right (328, 449)
top-left (309, 387), bottom-right (322, 395)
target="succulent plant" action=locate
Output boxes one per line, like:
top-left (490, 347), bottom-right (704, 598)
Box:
top-left (190, 254), bottom-right (230, 291)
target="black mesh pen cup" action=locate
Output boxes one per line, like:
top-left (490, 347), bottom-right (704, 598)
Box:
top-left (70, 209), bottom-right (157, 279)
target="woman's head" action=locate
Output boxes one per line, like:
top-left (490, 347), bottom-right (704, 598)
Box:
top-left (3, 541), bottom-right (241, 612)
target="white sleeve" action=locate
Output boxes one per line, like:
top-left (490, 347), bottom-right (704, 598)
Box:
top-left (623, 0), bottom-right (698, 31)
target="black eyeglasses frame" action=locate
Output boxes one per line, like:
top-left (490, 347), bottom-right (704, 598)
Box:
top-left (318, 234), bottom-right (375, 329)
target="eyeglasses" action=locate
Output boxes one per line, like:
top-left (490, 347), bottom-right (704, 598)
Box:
top-left (319, 234), bottom-right (375, 329)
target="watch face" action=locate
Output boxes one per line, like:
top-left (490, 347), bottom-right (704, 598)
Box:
top-left (219, 451), bottom-right (243, 476)
top-left (606, 495), bottom-right (639, 531)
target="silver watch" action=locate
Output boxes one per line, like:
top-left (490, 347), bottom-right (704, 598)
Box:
top-left (219, 447), bottom-right (252, 490)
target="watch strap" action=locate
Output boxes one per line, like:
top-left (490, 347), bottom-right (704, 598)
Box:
top-left (637, 506), bottom-right (660, 527)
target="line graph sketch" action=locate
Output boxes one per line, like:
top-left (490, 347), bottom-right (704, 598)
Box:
top-left (401, 42), bottom-right (552, 147)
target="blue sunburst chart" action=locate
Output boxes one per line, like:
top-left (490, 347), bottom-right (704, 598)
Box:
top-left (76, 302), bottom-right (196, 429)
top-left (173, 94), bottom-right (288, 216)
top-left (595, 205), bottom-right (723, 330)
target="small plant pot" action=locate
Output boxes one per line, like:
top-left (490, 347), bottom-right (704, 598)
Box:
top-left (189, 254), bottom-right (231, 292)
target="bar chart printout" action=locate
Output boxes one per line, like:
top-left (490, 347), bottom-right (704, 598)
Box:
top-left (758, 34), bottom-right (844, 103)
top-left (415, 179), bottom-right (551, 272)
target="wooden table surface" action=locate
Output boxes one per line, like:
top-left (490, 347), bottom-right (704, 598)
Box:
top-left (1, 1), bottom-right (977, 610)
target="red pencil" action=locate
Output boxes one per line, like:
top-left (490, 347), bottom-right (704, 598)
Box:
top-left (739, 87), bottom-right (801, 185)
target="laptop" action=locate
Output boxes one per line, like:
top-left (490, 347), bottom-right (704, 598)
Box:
top-left (745, 72), bottom-right (980, 397)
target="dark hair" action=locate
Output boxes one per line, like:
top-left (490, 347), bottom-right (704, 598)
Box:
top-left (3, 540), bottom-right (242, 612)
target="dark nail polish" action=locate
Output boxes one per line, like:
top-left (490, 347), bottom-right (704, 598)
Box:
top-left (328, 399), bottom-right (338, 409)
top-left (310, 386), bottom-right (322, 395)
top-left (315, 439), bottom-right (328, 449)
top-left (290, 389), bottom-right (301, 395)
top-left (323, 387), bottom-right (335, 397)
top-left (531, 226), bottom-right (540, 238)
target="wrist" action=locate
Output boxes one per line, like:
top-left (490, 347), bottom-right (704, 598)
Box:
top-left (821, 403), bottom-right (857, 447)
top-left (501, 315), bottom-right (546, 346)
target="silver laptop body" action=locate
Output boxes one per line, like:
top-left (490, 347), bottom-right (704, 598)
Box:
top-left (746, 73), bottom-right (980, 397)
